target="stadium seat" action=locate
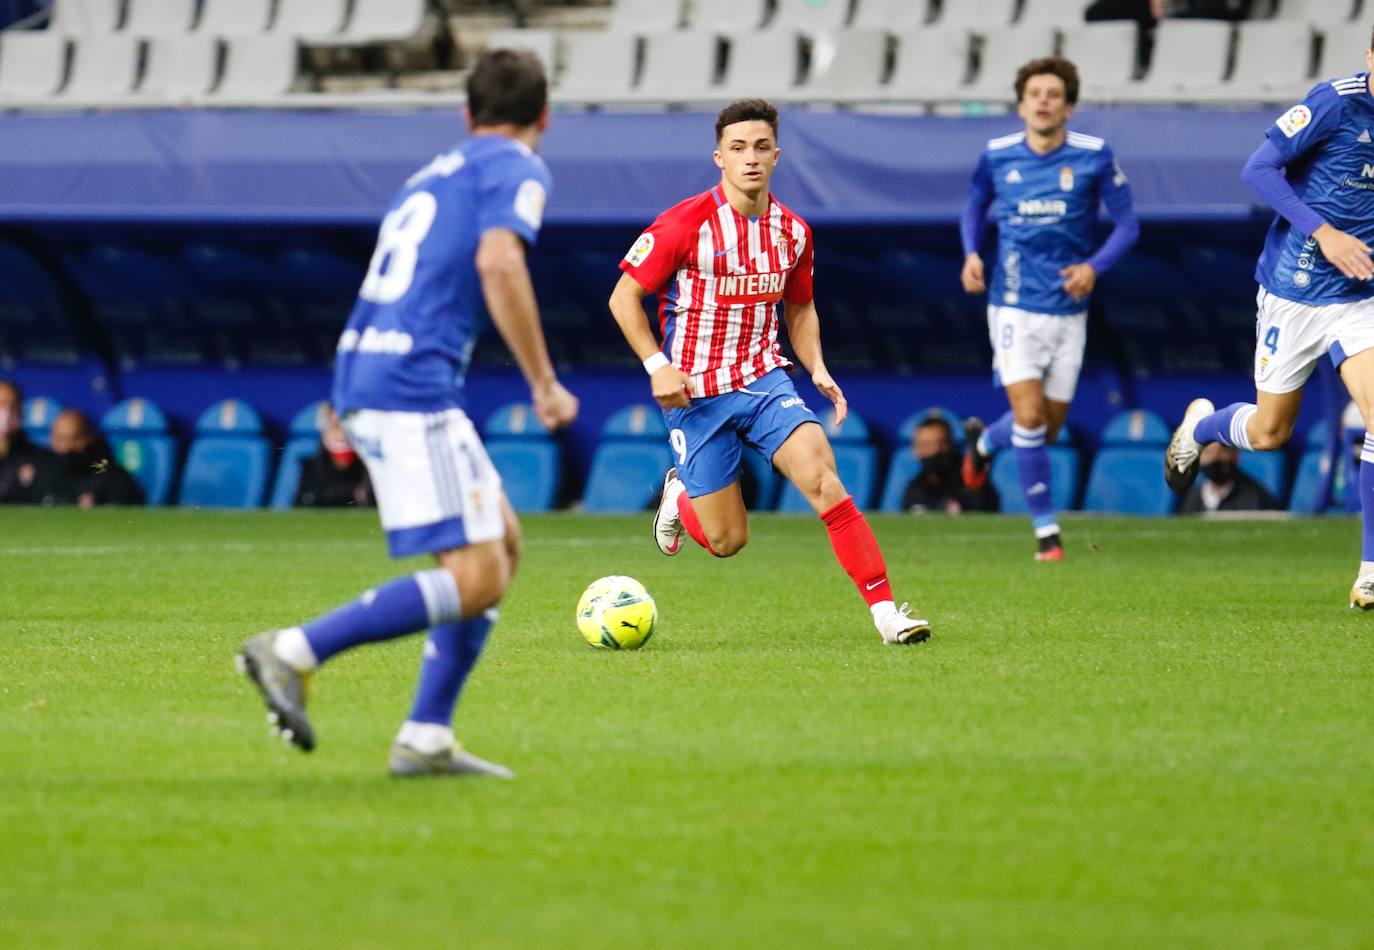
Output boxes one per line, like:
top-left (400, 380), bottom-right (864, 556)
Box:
top-left (60, 35), bottom-right (141, 103)
top-left (1189, 21), bottom-right (1314, 102)
top-left (629, 31), bottom-right (722, 103)
top-left (312, 0), bottom-right (427, 46)
top-left (49, 0), bottom-right (122, 34)
top-left (883, 29), bottom-right (972, 100)
top-left (210, 36), bottom-right (298, 100)
top-left (768, 0), bottom-right (852, 34)
top-left (805, 29), bottom-right (889, 101)
top-left (720, 31), bottom-right (804, 98)
top-left (1289, 446), bottom-right (1336, 514)
top-left (266, 400), bottom-right (329, 510)
top-left (136, 35), bottom-right (221, 101)
top-left (1083, 409), bottom-right (1174, 515)
top-left (1016, 0), bottom-right (1091, 25)
top-left (990, 446), bottom-right (1082, 514)
top-left (483, 402), bottom-right (561, 513)
top-left (195, 0), bottom-right (273, 37)
top-left (178, 399), bottom-right (271, 509)
top-left (22, 395), bottom-right (62, 440)
top-left (688, 0), bottom-right (770, 32)
top-left (1064, 23), bottom-right (1140, 101)
top-left (851, 0), bottom-right (932, 31)
top-left (1238, 450), bottom-right (1289, 504)
top-left (583, 405), bottom-right (672, 514)
top-left (484, 28), bottom-right (557, 79)
top-left (0, 32), bottom-right (68, 104)
top-left (952, 26), bottom-right (1056, 102)
top-left (103, 398), bottom-right (177, 506)
top-left (1108, 20), bottom-right (1233, 103)
top-left (932, 0), bottom-right (1017, 30)
top-left (609, 0), bottom-right (684, 33)
top-left (271, 0), bottom-right (348, 38)
top-left (552, 30), bottom-right (639, 104)
top-left (777, 408), bottom-right (878, 512)
top-left (124, 0), bottom-right (196, 36)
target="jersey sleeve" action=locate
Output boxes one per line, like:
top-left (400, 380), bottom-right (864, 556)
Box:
top-left (960, 152), bottom-right (995, 257)
top-left (1086, 145), bottom-right (1140, 275)
top-left (476, 155), bottom-right (552, 246)
top-left (618, 209), bottom-right (690, 295)
top-left (783, 223), bottom-right (814, 305)
top-left (1264, 84), bottom-right (1344, 165)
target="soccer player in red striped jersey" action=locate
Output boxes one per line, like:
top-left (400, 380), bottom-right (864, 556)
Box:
top-left (607, 99), bottom-right (932, 645)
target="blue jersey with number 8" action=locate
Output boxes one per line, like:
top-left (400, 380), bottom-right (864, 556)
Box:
top-left (332, 135), bottom-right (552, 415)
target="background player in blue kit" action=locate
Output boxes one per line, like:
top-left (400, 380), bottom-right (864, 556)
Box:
top-left (237, 50), bottom-right (579, 777)
top-left (959, 56), bottom-right (1139, 560)
top-left (1167, 30), bottom-right (1374, 609)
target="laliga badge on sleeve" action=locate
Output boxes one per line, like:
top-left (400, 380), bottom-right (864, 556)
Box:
top-left (625, 232), bottom-right (655, 267)
top-left (1275, 104), bottom-right (1312, 139)
top-left (514, 179), bottom-right (547, 230)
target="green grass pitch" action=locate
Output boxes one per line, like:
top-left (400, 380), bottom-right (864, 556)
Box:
top-left (3, 508), bottom-right (1373, 948)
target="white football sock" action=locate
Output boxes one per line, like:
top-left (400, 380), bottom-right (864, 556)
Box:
top-left (1361, 561), bottom-right (1374, 578)
top-left (397, 721), bottom-right (454, 755)
top-left (273, 627), bottom-right (318, 672)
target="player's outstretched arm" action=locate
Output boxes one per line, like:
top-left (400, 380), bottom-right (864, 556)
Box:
top-left (783, 299), bottom-right (847, 426)
top-left (476, 228), bottom-right (578, 429)
top-left (608, 272), bottom-right (690, 409)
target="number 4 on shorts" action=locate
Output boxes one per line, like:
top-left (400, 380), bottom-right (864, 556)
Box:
top-left (1263, 326), bottom-right (1279, 355)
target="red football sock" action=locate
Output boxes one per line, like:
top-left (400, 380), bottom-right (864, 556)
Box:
top-left (677, 491), bottom-right (719, 556)
top-left (820, 496), bottom-right (892, 606)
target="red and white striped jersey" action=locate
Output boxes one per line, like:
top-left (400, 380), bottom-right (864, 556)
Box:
top-left (619, 185), bottom-right (814, 398)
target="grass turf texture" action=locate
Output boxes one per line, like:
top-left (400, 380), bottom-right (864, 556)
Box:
top-left (2, 508), bottom-right (1372, 948)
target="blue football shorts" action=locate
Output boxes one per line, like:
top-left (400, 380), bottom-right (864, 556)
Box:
top-left (662, 368), bottom-right (818, 497)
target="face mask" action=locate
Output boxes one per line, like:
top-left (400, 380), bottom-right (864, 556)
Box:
top-left (328, 447), bottom-right (357, 468)
top-left (1202, 461), bottom-right (1235, 484)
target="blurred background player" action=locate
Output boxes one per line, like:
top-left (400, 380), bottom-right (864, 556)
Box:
top-left (1166, 31), bottom-right (1374, 609)
top-left (292, 403), bottom-right (373, 508)
top-left (959, 56), bottom-right (1139, 561)
top-left (238, 50), bottom-right (578, 777)
top-left (903, 414), bottom-right (999, 515)
top-left (607, 99), bottom-right (931, 645)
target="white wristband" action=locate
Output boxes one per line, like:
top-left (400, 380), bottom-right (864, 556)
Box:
top-left (642, 352), bottom-right (670, 375)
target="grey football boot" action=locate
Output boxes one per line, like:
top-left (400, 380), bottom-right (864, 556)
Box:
top-left (237, 632), bottom-right (315, 752)
top-left (388, 742), bottom-right (513, 779)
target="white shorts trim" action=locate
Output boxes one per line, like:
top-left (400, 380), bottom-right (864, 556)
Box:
top-left (343, 408), bottom-right (504, 557)
top-left (1253, 287), bottom-right (1374, 394)
top-left (988, 305), bottom-right (1087, 403)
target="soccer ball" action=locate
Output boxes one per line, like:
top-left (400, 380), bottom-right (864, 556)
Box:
top-left (576, 575), bottom-right (657, 650)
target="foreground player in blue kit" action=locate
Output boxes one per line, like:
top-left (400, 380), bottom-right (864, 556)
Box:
top-left (959, 56), bottom-right (1139, 560)
top-left (1167, 31), bottom-right (1374, 609)
top-left (237, 50), bottom-right (578, 777)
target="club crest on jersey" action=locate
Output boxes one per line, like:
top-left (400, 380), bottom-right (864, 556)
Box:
top-left (625, 232), bottom-right (654, 267)
top-left (1059, 166), bottom-right (1074, 191)
top-left (715, 271), bottom-right (786, 305)
top-left (1275, 104), bottom-right (1312, 139)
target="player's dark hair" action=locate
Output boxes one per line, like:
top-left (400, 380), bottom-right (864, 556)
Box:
top-left (715, 98), bottom-right (779, 142)
top-left (467, 49), bottom-right (547, 128)
top-left (1015, 56), bottom-right (1080, 106)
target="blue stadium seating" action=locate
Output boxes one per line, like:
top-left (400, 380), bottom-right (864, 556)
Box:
top-left (22, 394), bottom-right (62, 441)
top-left (1288, 422), bottom-right (1355, 514)
top-left (268, 400), bottom-right (329, 509)
top-left (777, 409), bottom-right (877, 512)
top-left (1237, 451), bottom-right (1288, 504)
top-left (102, 397), bottom-right (177, 506)
top-left (484, 401), bottom-right (561, 512)
top-left (1083, 409), bottom-right (1174, 515)
top-left (583, 404), bottom-right (672, 513)
top-left (178, 399), bottom-right (271, 508)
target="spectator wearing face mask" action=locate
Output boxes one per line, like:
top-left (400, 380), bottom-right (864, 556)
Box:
top-left (1178, 443), bottom-right (1277, 514)
top-left (903, 415), bottom-right (999, 515)
top-left (0, 379), bottom-right (59, 504)
top-left (294, 404), bottom-right (373, 508)
top-left (44, 408), bottom-right (145, 507)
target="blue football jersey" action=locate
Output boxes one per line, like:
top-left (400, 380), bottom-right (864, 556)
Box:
top-left (332, 135), bottom-right (552, 415)
top-left (972, 130), bottom-right (1134, 315)
top-left (1256, 73), bottom-right (1374, 305)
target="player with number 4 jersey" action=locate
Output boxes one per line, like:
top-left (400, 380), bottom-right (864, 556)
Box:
top-left (237, 51), bottom-right (578, 777)
top-left (1166, 30), bottom-right (1374, 610)
top-left (608, 98), bottom-right (932, 646)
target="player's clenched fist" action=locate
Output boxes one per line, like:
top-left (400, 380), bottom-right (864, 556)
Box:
top-left (651, 364), bottom-right (692, 409)
top-left (961, 253), bottom-right (986, 294)
top-left (531, 378), bottom-right (579, 430)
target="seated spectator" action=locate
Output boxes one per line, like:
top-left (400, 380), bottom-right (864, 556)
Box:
top-left (903, 415), bottom-right (998, 515)
top-left (1178, 443), bottom-right (1277, 514)
top-left (45, 408), bottom-right (145, 507)
top-left (1086, 0), bottom-right (1252, 24)
top-left (295, 405), bottom-right (373, 508)
top-left (0, 379), bottom-right (58, 504)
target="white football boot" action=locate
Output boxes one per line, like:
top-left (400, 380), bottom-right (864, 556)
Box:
top-left (652, 468), bottom-right (686, 556)
top-left (1164, 398), bottom-right (1216, 494)
top-left (875, 602), bottom-right (932, 645)
top-left (1350, 574), bottom-right (1374, 610)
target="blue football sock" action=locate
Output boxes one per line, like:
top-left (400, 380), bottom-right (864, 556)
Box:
top-left (1192, 402), bottom-right (1257, 449)
top-left (408, 609), bottom-right (496, 726)
top-left (1013, 423), bottom-right (1059, 538)
top-left (1362, 434), bottom-right (1374, 563)
top-left (303, 568), bottom-right (462, 665)
top-left (979, 410), bottom-right (1015, 456)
